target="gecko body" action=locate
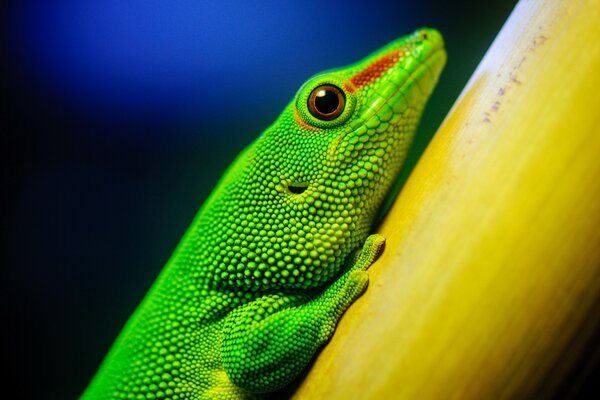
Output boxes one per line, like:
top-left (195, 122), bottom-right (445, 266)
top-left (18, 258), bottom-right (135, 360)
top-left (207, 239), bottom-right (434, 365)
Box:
top-left (82, 28), bottom-right (446, 399)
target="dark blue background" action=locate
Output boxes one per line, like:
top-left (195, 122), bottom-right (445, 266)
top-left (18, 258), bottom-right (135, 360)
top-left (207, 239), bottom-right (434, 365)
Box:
top-left (3, 1), bottom-right (527, 398)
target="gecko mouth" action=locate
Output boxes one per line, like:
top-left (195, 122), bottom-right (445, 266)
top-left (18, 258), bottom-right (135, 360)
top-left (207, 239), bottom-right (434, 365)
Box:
top-left (287, 182), bottom-right (309, 194)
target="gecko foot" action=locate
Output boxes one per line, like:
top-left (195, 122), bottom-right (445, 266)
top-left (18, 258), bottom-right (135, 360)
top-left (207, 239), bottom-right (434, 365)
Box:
top-left (352, 234), bottom-right (386, 272)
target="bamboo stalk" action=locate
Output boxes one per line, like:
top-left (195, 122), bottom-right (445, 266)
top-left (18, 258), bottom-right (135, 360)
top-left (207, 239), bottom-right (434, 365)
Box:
top-left (292, 0), bottom-right (600, 398)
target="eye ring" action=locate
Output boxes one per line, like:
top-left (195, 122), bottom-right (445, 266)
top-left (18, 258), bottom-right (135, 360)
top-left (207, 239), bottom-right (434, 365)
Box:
top-left (307, 84), bottom-right (345, 121)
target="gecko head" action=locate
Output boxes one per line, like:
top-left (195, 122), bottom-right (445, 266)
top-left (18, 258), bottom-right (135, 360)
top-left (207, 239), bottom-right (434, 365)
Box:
top-left (295, 29), bottom-right (445, 129)
top-left (213, 29), bottom-right (445, 291)
top-left (285, 29), bottom-right (446, 244)
top-left (284, 28), bottom-right (446, 201)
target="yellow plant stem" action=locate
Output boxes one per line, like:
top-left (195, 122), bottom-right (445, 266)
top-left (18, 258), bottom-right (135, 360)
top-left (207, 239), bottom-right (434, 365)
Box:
top-left (293, 0), bottom-right (600, 398)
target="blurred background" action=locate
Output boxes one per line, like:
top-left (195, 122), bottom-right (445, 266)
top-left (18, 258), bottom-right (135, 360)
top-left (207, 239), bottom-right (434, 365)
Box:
top-left (2, 1), bottom-right (522, 398)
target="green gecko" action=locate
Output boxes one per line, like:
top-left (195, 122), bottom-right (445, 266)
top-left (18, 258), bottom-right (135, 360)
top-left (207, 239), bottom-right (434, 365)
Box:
top-left (82, 28), bottom-right (446, 399)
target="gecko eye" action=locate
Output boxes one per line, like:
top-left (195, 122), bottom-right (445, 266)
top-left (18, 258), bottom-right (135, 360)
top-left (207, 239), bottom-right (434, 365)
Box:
top-left (307, 84), bottom-right (345, 120)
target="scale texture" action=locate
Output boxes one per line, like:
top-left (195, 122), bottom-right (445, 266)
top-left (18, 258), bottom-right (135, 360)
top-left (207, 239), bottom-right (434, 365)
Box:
top-left (82, 28), bottom-right (446, 400)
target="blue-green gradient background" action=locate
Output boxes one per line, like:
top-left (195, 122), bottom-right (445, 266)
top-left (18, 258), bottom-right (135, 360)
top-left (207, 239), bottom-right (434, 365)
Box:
top-left (2, 1), bottom-right (530, 398)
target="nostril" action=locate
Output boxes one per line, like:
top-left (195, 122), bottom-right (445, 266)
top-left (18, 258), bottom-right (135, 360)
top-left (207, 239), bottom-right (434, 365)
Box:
top-left (415, 30), bottom-right (429, 43)
top-left (288, 182), bottom-right (309, 194)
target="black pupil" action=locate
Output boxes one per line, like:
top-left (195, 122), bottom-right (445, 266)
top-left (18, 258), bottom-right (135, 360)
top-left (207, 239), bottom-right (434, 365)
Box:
top-left (314, 89), bottom-right (340, 114)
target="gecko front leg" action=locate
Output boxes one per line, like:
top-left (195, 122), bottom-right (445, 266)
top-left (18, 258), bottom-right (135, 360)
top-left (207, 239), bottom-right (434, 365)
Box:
top-left (221, 234), bottom-right (385, 393)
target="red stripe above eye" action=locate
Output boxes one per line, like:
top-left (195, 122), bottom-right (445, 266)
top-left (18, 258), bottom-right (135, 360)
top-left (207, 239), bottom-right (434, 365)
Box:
top-left (349, 50), bottom-right (404, 90)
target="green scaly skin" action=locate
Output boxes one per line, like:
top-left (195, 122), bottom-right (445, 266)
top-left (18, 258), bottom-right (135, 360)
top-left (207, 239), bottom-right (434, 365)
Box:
top-left (82, 28), bottom-right (446, 399)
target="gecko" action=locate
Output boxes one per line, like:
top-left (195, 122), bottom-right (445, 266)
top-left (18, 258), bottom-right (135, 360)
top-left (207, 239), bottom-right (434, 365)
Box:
top-left (81, 28), bottom-right (446, 399)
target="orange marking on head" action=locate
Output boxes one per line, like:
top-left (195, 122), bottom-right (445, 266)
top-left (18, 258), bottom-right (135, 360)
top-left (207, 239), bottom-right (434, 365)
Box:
top-left (350, 50), bottom-right (404, 89)
top-left (343, 81), bottom-right (356, 94)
